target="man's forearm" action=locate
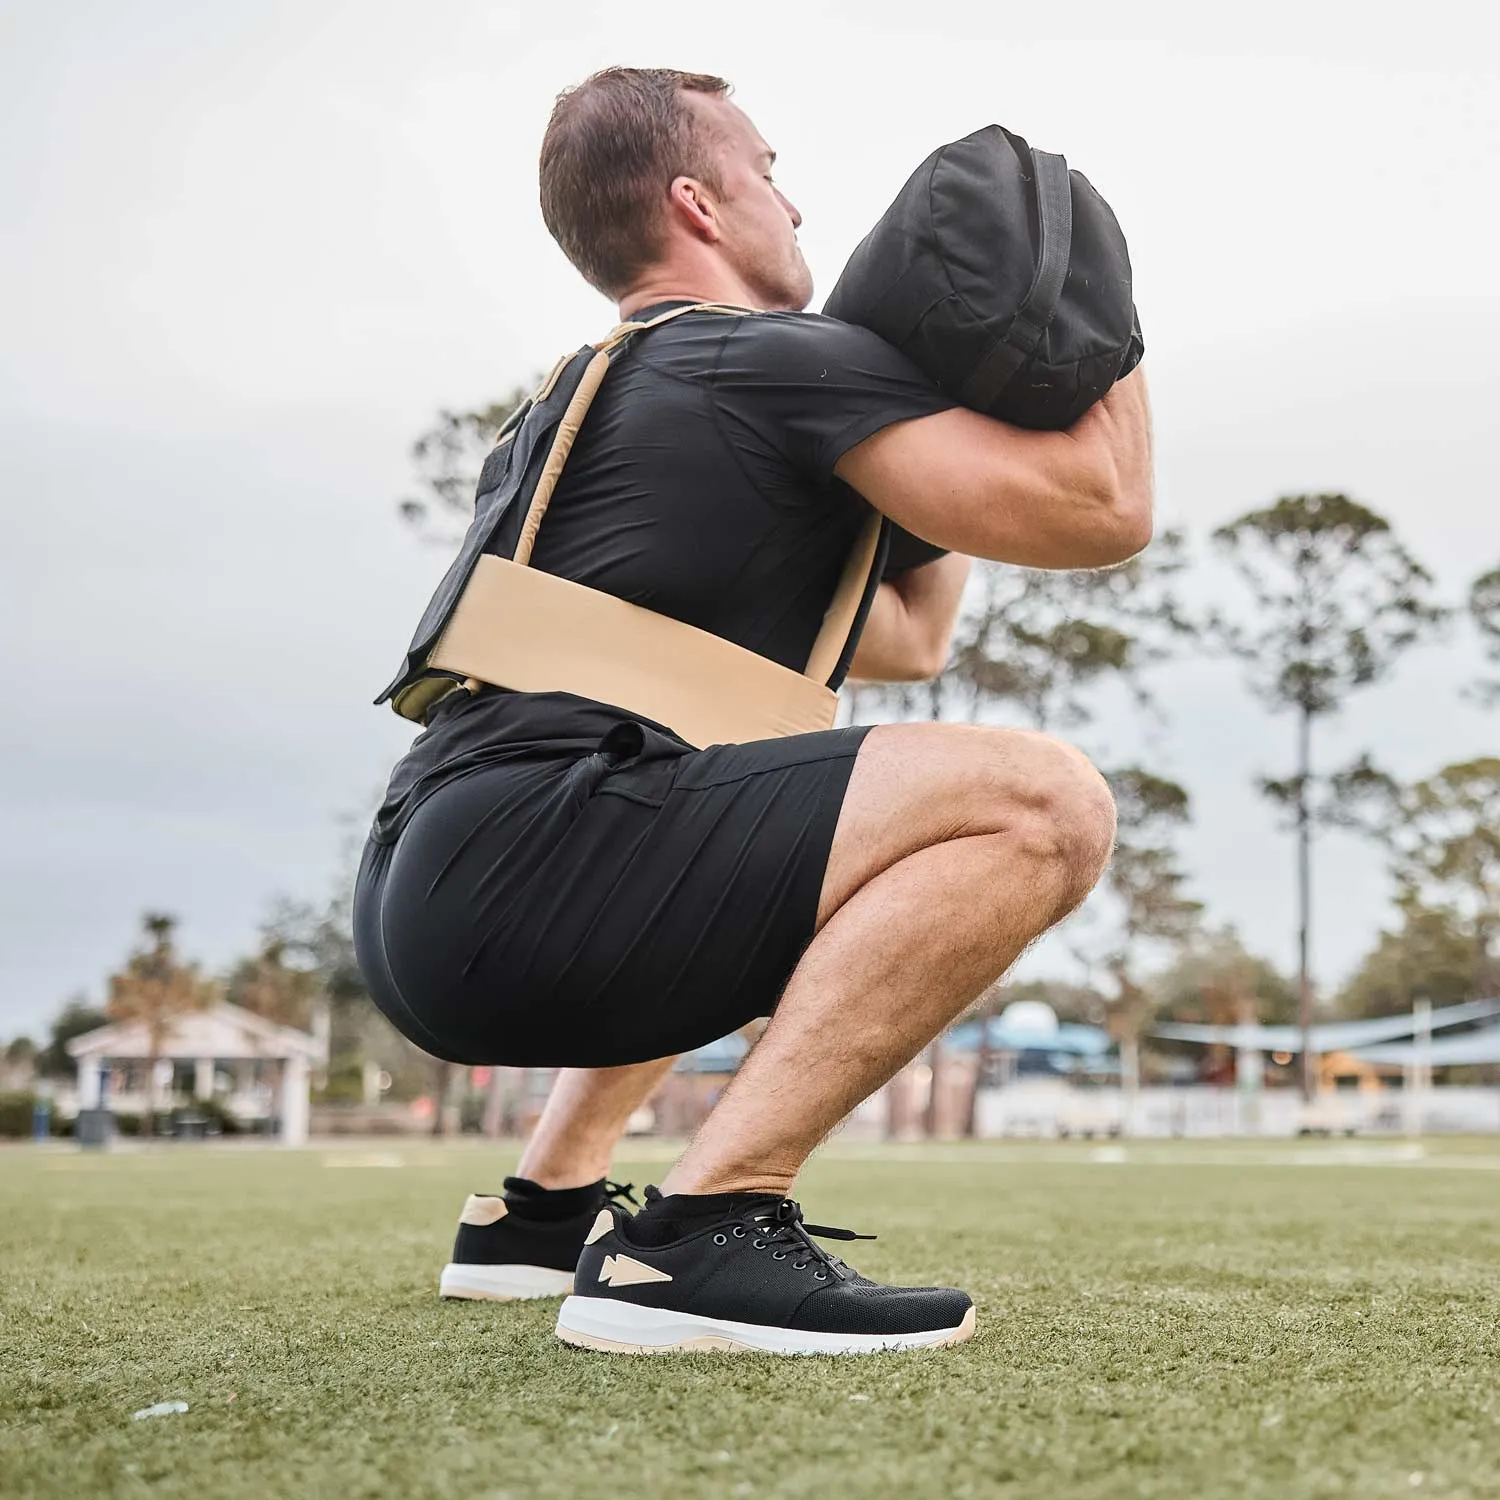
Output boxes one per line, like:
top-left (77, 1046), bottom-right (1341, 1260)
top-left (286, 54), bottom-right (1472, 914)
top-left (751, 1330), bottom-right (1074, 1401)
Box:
top-left (835, 368), bottom-right (1155, 571)
top-left (1072, 367), bottom-right (1154, 543)
top-left (848, 552), bottom-right (972, 683)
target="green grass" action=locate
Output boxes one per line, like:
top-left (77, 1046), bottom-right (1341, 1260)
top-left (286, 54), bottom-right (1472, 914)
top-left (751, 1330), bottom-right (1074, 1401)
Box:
top-left (3, 1138), bottom-right (1499, 1499)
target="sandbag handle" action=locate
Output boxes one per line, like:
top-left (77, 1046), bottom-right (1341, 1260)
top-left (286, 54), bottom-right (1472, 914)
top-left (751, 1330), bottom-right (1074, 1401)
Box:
top-left (959, 143), bottom-right (1073, 411)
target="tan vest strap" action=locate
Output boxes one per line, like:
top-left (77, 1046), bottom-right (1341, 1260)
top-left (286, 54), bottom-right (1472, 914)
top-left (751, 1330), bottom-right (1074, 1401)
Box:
top-left (432, 556), bottom-right (840, 749)
top-left (511, 303), bottom-right (750, 569)
top-left (595, 301), bottom-right (752, 355)
top-left (532, 350), bottom-right (573, 405)
top-left (805, 510), bottom-right (882, 683)
top-left (513, 348), bottom-right (610, 567)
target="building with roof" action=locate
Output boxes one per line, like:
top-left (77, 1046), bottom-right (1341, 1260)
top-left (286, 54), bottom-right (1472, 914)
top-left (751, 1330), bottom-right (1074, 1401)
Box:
top-left (66, 1002), bottom-right (327, 1145)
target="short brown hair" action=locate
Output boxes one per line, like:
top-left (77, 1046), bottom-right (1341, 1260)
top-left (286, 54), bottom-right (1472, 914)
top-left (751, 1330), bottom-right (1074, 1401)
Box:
top-left (539, 67), bottom-right (731, 297)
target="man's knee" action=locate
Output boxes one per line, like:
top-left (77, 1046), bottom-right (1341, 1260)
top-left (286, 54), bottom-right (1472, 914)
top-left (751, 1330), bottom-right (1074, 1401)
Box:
top-left (993, 733), bottom-right (1116, 900)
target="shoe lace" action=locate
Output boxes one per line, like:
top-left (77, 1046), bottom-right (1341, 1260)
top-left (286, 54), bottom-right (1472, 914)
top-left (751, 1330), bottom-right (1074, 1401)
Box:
top-left (750, 1198), bottom-right (875, 1282)
top-left (605, 1179), bottom-right (641, 1208)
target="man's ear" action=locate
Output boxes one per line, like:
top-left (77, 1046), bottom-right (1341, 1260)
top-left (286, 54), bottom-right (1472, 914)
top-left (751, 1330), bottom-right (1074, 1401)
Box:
top-left (667, 175), bottom-right (721, 244)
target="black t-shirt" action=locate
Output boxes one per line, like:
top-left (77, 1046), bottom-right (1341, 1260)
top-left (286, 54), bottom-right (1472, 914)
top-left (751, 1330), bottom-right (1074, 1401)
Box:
top-left (372, 304), bottom-right (955, 842)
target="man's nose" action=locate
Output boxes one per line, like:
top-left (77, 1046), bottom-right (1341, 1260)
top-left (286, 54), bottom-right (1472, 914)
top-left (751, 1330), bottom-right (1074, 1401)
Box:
top-left (779, 190), bottom-right (802, 229)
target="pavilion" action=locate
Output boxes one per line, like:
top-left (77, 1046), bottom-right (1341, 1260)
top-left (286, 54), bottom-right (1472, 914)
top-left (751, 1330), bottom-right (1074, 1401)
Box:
top-left (1350, 1021), bottom-right (1500, 1068)
top-left (67, 1002), bottom-right (327, 1145)
top-left (1149, 997), bottom-right (1500, 1055)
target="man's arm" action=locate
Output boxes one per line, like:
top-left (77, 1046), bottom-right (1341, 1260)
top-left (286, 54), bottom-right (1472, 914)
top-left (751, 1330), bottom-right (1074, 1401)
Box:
top-left (848, 553), bottom-right (971, 682)
top-left (835, 369), bottom-right (1154, 569)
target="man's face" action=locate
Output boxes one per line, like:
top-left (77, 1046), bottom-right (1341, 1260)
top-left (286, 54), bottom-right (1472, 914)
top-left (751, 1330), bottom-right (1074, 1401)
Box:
top-left (688, 94), bottom-right (812, 311)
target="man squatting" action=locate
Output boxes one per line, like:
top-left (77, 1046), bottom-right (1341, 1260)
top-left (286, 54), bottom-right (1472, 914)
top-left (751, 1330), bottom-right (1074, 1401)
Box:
top-left (353, 67), bottom-right (1153, 1356)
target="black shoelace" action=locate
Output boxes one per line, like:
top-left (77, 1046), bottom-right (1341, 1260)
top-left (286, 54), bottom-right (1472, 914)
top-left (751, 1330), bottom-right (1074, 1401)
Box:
top-left (605, 1179), bottom-right (641, 1208)
top-left (748, 1198), bottom-right (875, 1282)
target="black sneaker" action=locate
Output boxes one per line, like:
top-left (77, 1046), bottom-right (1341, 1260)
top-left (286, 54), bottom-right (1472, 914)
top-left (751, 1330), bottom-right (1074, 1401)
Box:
top-left (555, 1190), bottom-right (976, 1354)
top-left (438, 1178), bottom-right (639, 1301)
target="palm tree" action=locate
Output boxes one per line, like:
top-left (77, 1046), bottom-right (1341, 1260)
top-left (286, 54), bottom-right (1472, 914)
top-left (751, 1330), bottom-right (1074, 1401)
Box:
top-left (106, 912), bottom-right (212, 1136)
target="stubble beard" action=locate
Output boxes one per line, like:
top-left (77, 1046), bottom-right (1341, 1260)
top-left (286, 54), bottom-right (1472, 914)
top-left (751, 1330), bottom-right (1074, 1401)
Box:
top-left (744, 243), bottom-right (813, 312)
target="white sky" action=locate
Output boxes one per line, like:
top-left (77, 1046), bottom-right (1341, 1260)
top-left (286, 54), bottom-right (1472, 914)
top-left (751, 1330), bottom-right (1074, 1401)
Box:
top-left (2, 0), bottom-right (1497, 1037)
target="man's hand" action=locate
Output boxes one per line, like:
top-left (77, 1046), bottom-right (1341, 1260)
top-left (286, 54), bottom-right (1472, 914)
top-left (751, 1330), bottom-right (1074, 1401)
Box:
top-left (835, 369), bottom-right (1154, 570)
top-left (848, 552), bottom-right (971, 682)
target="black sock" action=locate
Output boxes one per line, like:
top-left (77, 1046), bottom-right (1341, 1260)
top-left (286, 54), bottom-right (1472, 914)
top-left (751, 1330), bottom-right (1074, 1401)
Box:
top-left (501, 1175), bottom-right (605, 1222)
top-left (627, 1187), bottom-right (784, 1246)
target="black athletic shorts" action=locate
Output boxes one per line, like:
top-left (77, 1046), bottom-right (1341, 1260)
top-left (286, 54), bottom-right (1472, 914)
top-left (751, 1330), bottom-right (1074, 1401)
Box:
top-left (352, 721), bottom-right (872, 1068)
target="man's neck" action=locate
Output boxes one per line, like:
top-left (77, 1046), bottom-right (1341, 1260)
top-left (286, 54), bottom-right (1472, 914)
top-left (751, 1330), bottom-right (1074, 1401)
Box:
top-left (618, 266), bottom-right (780, 321)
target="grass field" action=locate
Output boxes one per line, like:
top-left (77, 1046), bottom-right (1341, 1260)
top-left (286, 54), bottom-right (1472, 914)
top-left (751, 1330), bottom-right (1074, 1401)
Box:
top-left (4, 1138), bottom-right (1499, 1499)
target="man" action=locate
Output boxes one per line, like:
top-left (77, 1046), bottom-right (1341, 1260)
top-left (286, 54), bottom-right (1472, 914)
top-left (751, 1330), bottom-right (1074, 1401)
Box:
top-left (354, 68), bottom-right (1152, 1355)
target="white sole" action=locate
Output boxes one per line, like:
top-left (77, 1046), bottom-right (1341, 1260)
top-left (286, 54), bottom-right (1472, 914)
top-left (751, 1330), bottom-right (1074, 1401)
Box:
top-left (439, 1262), bottom-right (574, 1301)
top-left (555, 1296), bottom-right (977, 1355)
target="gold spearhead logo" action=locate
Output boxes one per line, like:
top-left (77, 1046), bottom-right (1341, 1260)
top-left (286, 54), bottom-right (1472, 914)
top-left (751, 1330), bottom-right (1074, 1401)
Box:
top-left (458, 1194), bottom-right (508, 1227)
top-left (598, 1254), bottom-right (674, 1288)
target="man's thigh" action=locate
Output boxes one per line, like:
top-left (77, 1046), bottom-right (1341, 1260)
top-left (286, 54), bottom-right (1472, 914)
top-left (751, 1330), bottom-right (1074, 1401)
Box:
top-left (815, 722), bottom-right (1106, 928)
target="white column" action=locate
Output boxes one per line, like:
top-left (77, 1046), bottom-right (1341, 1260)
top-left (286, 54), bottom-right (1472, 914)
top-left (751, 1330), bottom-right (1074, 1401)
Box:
top-left (280, 1055), bottom-right (310, 1147)
top-left (1236, 1047), bottom-right (1264, 1136)
top-left (152, 1057), bottom-right (174, 1112)
top-left (1120, 1038), bottom-right (1140, 1138)
top-left (78, 1058), bottom-right (103, 1110)
top-left (194, 1058), bottom-right (215, 1101)
top-left (1411, 999), bottom-right (1432, 1138)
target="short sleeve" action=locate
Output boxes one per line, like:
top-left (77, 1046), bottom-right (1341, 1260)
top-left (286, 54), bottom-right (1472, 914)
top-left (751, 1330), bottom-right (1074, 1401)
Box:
top-left (709, 312), bottom-right (957, 483)
top-left (882, 525), bottom-right (951, 578)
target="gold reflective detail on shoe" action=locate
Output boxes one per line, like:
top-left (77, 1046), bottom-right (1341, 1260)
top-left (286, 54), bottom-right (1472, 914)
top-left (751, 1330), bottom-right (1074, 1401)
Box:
top-left (458, 1194), bottom-right (509, 1227)
top-left (559, 1328), bottom-right (745, 1353)
top-left (597, 1253), bottom-right (674, 1288)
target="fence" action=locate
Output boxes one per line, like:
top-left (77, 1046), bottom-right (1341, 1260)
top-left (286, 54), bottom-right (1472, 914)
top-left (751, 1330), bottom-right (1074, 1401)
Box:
top-left (971, 1082), bottom-right (1500, 1139)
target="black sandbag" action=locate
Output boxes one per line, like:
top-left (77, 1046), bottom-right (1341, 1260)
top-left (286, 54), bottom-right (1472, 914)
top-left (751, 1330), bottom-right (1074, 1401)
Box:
top-left (824, 125), bottom-right (1142, 431)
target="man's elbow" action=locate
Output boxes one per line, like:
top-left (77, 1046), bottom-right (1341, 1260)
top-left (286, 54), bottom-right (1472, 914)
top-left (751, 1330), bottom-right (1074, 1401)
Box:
top-left (1079, 475), bottom-right (1154, 566)
top-left (859, 634), bottom-right (951, 683)
top-left (1103, 492), bottom-right (1155, 563)
top-left (909, 645), bottom-right (951, 682)
top-left (908, 616), bottom-right (959, 681)
top-left (870, 650), bottom-right (948, 684)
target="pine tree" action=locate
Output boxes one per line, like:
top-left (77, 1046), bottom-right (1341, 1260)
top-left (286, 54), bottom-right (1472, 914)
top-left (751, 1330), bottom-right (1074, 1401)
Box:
top-left (1206, 494), bottom-right (1446, 1097)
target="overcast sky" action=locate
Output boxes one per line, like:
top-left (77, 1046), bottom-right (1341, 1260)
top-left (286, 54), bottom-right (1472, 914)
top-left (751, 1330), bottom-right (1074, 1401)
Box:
top-left (3, 0), bottom-right (1496, 1039)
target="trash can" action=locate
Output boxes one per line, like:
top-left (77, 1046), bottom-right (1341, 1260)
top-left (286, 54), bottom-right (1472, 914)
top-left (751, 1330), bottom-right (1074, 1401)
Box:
top-left (75, 1108), bottom-right (115, 1149)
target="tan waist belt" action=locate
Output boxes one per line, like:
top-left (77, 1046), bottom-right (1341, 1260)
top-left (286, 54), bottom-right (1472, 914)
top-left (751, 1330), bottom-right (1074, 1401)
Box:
top-left (393, 302), bottom-right (882, 748)
top-left (429, 550), bottom-right (865, 749)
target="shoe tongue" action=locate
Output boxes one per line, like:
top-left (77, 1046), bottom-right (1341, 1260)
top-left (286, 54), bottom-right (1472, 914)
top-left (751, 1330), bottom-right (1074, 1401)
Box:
top-left (673, 1190), bottom-right (784, 1223)
top-left (738, 1193), bottom-right (791, 1220)
top-left (624, 1190), bottom-right (789, 1249)
top-left (638, 1188), bottom-right (783, 1230)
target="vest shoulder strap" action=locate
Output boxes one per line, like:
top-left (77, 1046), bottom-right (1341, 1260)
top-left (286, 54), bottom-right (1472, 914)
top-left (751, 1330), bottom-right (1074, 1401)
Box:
top-left (511, 302), bottom-right (748, 566)
top-left (507, 302), bottom-right (881, 683)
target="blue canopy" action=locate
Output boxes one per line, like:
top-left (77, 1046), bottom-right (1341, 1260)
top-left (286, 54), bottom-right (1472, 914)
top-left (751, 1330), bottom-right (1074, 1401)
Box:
top-left (946, 1016), bottom-right (1114, 1057)
top-left (1150, 998), bottom-right (1500, 1053)
top-left (1350, 1022), bottom-right (1500, 1067)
